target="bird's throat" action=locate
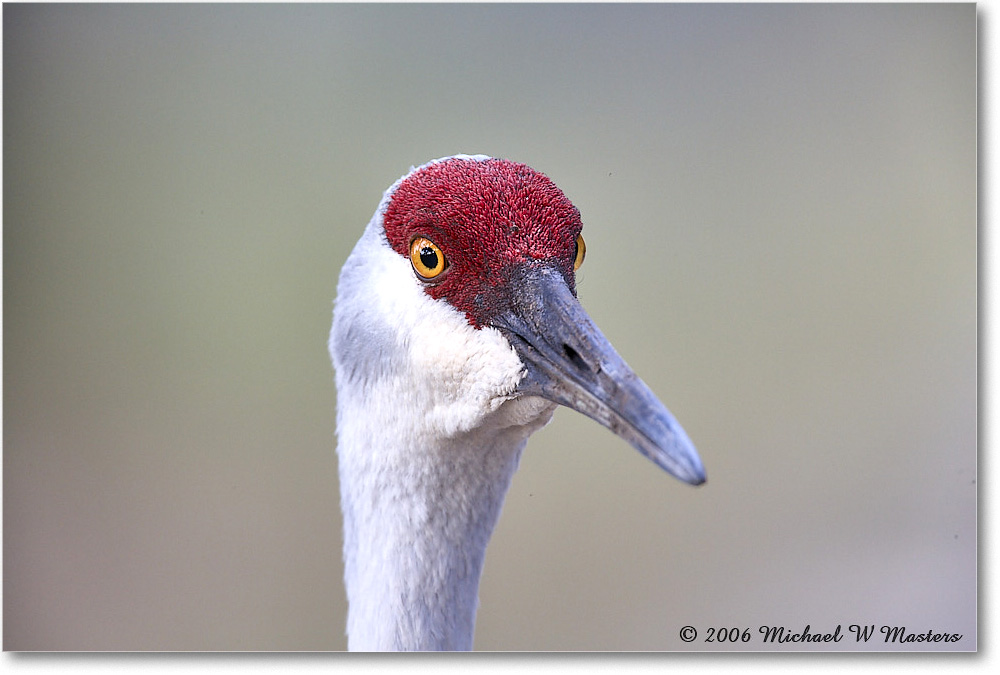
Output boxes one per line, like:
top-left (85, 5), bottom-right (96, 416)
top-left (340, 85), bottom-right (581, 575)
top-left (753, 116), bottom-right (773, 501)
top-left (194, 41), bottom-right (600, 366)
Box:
top-left (337, 419), bottom-right (538, 651)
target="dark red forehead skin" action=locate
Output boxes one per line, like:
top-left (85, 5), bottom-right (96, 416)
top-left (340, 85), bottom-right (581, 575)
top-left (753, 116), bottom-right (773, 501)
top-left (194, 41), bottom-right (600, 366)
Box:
top-left (382, 157), bottom-right (583, 328)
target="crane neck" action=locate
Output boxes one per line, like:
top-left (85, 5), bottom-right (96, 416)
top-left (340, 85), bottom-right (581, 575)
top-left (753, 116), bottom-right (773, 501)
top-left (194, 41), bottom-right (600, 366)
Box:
top-left (336, 414), bottom-right (542, 651)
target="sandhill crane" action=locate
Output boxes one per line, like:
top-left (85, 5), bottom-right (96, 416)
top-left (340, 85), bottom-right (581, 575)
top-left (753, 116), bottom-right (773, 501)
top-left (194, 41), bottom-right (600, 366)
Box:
top-left (329, 154), bottom-right (705, 651)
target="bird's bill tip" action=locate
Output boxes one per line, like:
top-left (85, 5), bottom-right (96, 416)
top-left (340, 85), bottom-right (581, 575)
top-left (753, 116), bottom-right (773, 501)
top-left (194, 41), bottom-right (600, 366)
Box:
top-left (665, 438), bottom-right (707, 486)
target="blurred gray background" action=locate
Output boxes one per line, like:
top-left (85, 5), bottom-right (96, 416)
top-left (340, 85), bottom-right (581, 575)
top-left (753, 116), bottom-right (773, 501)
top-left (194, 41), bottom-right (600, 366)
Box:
top-left (3, 3), bottom-right (976, 651)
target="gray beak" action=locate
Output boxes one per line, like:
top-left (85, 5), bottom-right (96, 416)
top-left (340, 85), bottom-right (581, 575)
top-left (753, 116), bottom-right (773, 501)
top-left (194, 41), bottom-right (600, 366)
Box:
top-left (490, 265), bottom-right (706, 486)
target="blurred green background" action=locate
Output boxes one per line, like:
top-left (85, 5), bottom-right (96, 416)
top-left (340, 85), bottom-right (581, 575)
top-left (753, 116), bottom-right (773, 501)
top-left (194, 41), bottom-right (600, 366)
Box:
top-left (3, 3), bottom-right (976, 651)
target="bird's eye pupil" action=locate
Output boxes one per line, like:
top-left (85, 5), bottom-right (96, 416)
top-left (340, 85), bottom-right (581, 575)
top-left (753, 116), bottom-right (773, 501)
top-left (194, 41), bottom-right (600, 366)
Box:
top-left (420, 247), bottom-right (438, 269)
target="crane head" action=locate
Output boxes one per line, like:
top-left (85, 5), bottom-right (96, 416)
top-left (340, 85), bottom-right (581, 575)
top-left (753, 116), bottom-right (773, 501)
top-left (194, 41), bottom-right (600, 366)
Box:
top-left (335, 154), bottom-right (705, 486)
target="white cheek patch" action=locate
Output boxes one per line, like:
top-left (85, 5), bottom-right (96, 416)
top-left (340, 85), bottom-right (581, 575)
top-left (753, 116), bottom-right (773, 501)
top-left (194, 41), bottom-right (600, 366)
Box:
top-left (408, 309), bottom-right (528, 436)
top-left (368, 240), bottom-right (529, 437)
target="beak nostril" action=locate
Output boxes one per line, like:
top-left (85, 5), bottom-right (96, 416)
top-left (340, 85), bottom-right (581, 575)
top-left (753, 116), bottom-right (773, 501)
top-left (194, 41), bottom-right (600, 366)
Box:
top-left (563, 344), bottom-right (589, 372)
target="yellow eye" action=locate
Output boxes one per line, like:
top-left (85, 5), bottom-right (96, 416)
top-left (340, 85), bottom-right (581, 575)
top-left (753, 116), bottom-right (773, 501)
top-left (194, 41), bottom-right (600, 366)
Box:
top-left (409, 237), bottom-right (447, 281)
top-left (573, 233), bottom-right (586, 271)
